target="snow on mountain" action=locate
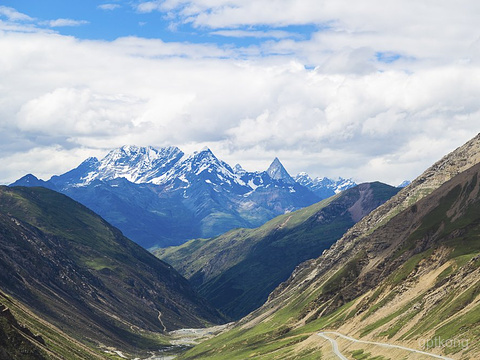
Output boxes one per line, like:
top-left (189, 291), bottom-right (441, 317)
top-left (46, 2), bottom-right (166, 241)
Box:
top-left (332, 178), bottom-right (357, 193)
top-left (294, 172), bottom-right (313, 187)
top-left (151, 147), bottom-right (249, 193)
top-left (233, 163), bottom-right (246, 175)
top-left (397, 180), bottom-right (411, 188)
top-left (50, 156), bottom-right (101, 188)
top-left (47, 144), bottom-right (354, 201)
top-left (94, 145), bottom-right (183, 184)
top-left (14, 145), bottom-right (358, 247)
top-left (294, 173), bottom-right (357, 198)
top-left (267, 157), bottom-right (296, 184)
top-left (51, 145), bottom-right (184, 187)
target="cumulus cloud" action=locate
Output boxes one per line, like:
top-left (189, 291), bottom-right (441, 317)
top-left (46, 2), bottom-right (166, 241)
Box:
top-left (0, 3), bottom-right (479, 186)
top-left (16, 88), bottom-right (144, 136)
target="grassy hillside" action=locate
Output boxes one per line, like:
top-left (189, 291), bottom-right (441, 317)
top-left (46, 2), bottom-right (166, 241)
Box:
top-left (177, 148), bottom-right (480, 360)
top-left (0, 186), bottom-right (224, 358)
top-left (0, 290), bottom-right (118, 360)
top-left (156, 182), bottom-right (399, 319)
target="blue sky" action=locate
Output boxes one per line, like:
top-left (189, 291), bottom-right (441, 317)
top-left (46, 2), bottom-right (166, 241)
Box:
top-left (0, 0), bottom-right (316, 46)
top-left (1, 0), bottom-right (187, 40)
top-left (0, 1), bottom-right (479, 185)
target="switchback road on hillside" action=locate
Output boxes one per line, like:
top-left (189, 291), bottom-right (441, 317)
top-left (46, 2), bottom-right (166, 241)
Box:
top-left (317, 332), bottom-right (348, 360)
top-left (317, 331), bottom-right (453, 360)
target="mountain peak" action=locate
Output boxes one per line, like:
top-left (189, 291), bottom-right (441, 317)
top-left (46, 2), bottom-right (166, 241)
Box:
top-left (81, 156), bottom-right (100, 165)
top-left (294, 172), bottom-right (313, 185)
top-left (17, 173), bottom-right (39, 182)
top-left (190, 147), bottom-right (218, 163)
top-left (233, 164), bottom-right (246, 174)
top-left (267, 157), bottom-right (295, 184)
top-left (10, 174), bottom-right (58, 190)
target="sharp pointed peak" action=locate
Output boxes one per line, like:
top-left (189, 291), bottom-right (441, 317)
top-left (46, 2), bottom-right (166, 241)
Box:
top-left (266, 157), bottom-right (294, 183)
top-left (267, 157), bottom-right (286, 170)
top-left (198, 146), bottom-right (213, 154)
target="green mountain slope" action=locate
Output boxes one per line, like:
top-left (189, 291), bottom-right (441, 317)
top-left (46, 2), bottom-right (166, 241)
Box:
top-left (178, 134), bottom-right (480, 360)
top-left (0, 298), bottom-right (48, 360)
top-left (156, 182), bottom-right (399, 319)
top-left (0, 186), bottom-right (224, 358)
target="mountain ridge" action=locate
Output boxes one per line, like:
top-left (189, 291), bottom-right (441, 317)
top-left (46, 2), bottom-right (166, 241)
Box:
top-left (264, 132), bottom-right (480, 312)
top-left (156, 181), bottom-right (399, 320)
top-left (178, 132), bottom-right (480, 360)
top-left (0, 185), bottom-right (224, 357)
top-left (12, 146), bottom-right (356, 247)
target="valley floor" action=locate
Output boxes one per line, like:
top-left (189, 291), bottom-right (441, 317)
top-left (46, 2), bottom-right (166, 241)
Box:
top-left (142, 323), bottom-right (234, 359)
top-left (168, 323), bottom-right (234, 347)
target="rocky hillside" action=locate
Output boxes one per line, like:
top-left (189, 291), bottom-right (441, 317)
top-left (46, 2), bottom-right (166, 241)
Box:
top-left (0, 186), bottom-right (224, 358)
top-left (156, 182), bottom-right (399, 320)
top-left (178, 133), bottom-right (480, 360)
top-left (0, 297), bottom-right (48, 360)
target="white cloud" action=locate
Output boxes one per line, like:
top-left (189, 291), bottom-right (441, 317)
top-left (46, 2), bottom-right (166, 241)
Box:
top-left (16, 88), bottom-right (144, 136)
top-left (135, 0), bottom-right (480, 67)
top-left (210, 29), bottom-right (302, 39)
top-left (0, 6), bottom-right (33, 22)
top-left (2, 146), bottom-right (107, 185)
top-left (135, 1), bottom-right (163, 13)
top-left (44, 19), bottom-right (89, 27)
top-left (1, 3), bottom-right (480, 186)
top-left (98, 4), bottom-right (121, 11)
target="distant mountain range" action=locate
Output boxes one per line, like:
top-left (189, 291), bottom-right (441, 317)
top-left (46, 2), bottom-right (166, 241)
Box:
top-left (12, 145), bottom-right (356, 248)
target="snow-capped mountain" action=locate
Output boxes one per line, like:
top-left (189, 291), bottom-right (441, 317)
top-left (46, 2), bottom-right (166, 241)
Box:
top-left (294, 172), bottom-right (356, 198)
top-left (51, 145), bottom-right (306, 196)
top-left (397, 180), bottom-right (411, 188)
top-left (55, 145), bottom-right (184, 186)
top-left (12, 146), bottom-right (354, 248)
top-left (266, 158), bottom-right (295, 184)
top-left (151, 147), bottom-right (249, 194)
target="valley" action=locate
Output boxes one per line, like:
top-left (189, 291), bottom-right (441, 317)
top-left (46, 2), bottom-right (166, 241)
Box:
top-left (156, 182), bottom-right (399, 320)
top-left (2, 135), bottom-right (480, 359)
top-left (175, 133), bottom-right (480, 360)
top-left (2, 2), bottom-right (479, 359)
top-left (0, 186), bottom-right (224, 359)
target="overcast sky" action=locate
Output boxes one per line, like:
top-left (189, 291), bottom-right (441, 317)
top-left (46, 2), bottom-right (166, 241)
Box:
top-left (1, 1), bottom-right (480, 186)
